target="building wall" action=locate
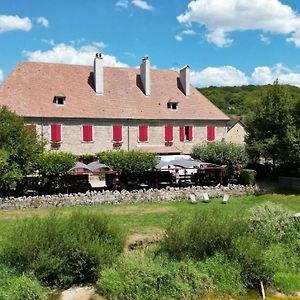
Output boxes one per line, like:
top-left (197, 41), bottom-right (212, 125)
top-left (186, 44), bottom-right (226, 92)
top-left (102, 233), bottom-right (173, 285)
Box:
top-left (26, 118), bottom-right (228, 154)
top-left (225, 122), bottom-right (246, 144)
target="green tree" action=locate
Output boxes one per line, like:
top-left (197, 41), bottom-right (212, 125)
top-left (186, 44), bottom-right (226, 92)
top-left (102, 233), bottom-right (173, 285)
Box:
top-left (245, 81), bottom-right (300, 166)
top-left (0, 106), bottom-right (44, 189)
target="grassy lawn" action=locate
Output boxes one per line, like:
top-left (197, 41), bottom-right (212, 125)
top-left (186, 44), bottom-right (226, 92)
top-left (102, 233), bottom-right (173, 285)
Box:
top-left (0, 193), bottom-right (299, 240)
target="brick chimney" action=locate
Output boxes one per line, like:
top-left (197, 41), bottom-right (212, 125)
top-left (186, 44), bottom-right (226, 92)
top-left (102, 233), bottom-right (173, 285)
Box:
top-left (180, 65), bottom-right (190, 96)
top-left (94, 53), bottom-right (104, 95)
top-left (140, 56), bottom-right (151, 96)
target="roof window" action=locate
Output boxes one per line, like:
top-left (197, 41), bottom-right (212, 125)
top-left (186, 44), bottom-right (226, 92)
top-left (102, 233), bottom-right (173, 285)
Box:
top-left (167, 102), bottom-right (178, 110)
top-left (53, 95), bottom-right (66, 105)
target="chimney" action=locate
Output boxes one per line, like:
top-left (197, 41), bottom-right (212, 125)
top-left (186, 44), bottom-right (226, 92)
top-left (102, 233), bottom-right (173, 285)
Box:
top-left (180, 65), bottom-right (190, 96)
top-left (94, 53), bottom-right (104, 95)
top-left (140, 56), bottom-right (151, 96)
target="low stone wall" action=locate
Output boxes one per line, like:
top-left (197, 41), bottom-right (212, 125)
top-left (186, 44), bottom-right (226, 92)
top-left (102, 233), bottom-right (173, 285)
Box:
top-left (278, 176), bottom-right (300, 192)
top-left (0, 184), bottom-right (259, 210)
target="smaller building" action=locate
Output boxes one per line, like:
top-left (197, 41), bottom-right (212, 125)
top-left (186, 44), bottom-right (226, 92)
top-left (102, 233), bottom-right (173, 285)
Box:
top-left (225, 120), bottom-right (246, 144)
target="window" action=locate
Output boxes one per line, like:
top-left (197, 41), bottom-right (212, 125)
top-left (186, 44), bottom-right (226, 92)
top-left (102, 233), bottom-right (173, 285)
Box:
top-left (138, 125), bottom-right (148, 142)
top-left (180, 125), bottom-right (193, 141)
top-left (51, 124), bottom-right (61, 143)
top-left (53, 96), bottom-right (66, 105)
top-left (167, 102), bottom-right (178, 110)
top-left (207, 126), bottom-right (215, 142)
top-left (82, 125), bottom-right (93, 142)
top-left (113, 125), bottom-right (122, 142)
top-left (164, 125), bottom-right (173, 142)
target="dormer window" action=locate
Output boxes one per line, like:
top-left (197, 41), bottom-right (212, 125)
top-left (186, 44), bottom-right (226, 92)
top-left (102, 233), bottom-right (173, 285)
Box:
top-left (167, 102), bottom-right (178, 110)
top-left (53, 95), bottom-right (66, 105)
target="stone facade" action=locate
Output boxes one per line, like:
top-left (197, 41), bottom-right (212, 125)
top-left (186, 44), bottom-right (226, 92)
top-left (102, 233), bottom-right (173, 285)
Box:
top-left (27, 117), bottom-right (228, 154)
top-left (225, 121), bottom-right (246, 144)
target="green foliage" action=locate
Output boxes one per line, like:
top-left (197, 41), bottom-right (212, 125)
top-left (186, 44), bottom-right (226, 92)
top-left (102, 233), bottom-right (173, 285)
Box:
top-left (37, 151), bottom-right (76, 175)
top-left (245, 81), bottom-right (300, 165)
top-left (272, 272), bottom-right (300, 295)
top-left (97, 150), bottom-right (157, 175)
top-left (0, 106), bottom-right (44, 189)
top-left (198, 253), bottom-right (245, 296)
top-left (248, 202), bottom-right (292, 245)
top-left (0, 264), bottom-right (48, 300)
top-left (162, 208), bottom-right (246, 260)
top-left (98, 254), bottom-right (214, 300)
top-left (239, 169), bottom-right (256, 185)
top-left (0, 212), bottom-right (126, 287)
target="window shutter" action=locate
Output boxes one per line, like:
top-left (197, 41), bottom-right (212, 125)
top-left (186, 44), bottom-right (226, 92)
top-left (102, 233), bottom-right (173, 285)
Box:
top-left (139, 125), bottom-right (148, 142)
top-left (188, 126), bottom-right (193, 141)
top-left (82, 125), bottom-right (93, 142)
top-left (165, 125), bottom-right (173, 142)
top-left (179, 126), bottom-right (185, 141)
top-left (51, 124), bottom-right (61, 142)
top-left (113, 125), bottom-right (122, 142)
top-left (207, 126), bottom-right (215, 142)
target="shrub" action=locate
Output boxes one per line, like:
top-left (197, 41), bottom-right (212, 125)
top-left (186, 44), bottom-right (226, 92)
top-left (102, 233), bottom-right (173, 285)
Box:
top-left (239, 169), bottom-right (257, 185)
top-left (248, 202), bottom-right (292, 245)
top-left (272, 272), bottom-right (300, 295)
top-left (199, 253), bottom-right (245, 296)
top-left (98, 254), bottom-right (213, 300)
top-left (37, 152), bottom-right (76, 175)
top-left (0, 212), bottom-right (126, 287)
top-left (0, 264), bottom-right (48, 300)
top-left (97, 150), bottom-right (157, 175)
top-left (162, 208), bottom-right (247, 260)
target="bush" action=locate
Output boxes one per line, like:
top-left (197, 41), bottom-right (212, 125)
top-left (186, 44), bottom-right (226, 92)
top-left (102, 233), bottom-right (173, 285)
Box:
top-left (239, 169), bottom-right (257, 185)
top-left (248, 202), bottom-right (292, 245)
top-left (97, 150), bottom-right (157, 175)
top-left (162, 208), bottom-right (247, 260)
top-left (199, 253), bottom-right (245, 296)
top-left (0, 264), bottom-right (48, 300)
top-left (272, 272), bottom-right (300, 295)
top-left (98, 254), bottom-right (213, 300)
top-left (0, 212), bottom-right (126, 287)
top-left (37, 152), bottom-right (76, 175)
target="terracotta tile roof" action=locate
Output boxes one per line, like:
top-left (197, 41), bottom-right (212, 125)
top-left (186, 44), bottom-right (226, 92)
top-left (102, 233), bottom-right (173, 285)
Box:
top-left (0, 61), bottom-right (229, 120)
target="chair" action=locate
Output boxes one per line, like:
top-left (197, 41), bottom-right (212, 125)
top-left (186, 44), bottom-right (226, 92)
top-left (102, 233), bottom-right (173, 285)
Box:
top-left (202, 193), bottom-right (210, 203)
top-left (222, 194), bottom-right (230, 204)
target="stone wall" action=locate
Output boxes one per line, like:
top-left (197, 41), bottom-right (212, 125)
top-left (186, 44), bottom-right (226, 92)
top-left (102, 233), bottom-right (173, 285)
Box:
top-left (0, 184), bottom-right (258, 210)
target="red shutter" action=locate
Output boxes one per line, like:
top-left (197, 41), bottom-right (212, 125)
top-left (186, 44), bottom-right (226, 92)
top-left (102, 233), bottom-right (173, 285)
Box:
top-left (51, 124), bottom-right (61, 142)
top-left (165, 125), bottom-right (173, 142)
top-left (82, 125), bottom-right (93, 142)
top-left (207, 126), bottom-right (215, 142)
top-left (188, 126), bottom-right (193, 141)
top-left (179, 126), bottom-right (184, 141)
top-left (113, 125), bottom-right (122, 142)
top-left (139, 125), bottom-right (148, 142)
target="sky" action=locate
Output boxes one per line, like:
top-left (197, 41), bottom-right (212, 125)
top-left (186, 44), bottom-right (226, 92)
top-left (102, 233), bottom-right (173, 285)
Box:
top-left (1, 0), bottom-right (300, 87)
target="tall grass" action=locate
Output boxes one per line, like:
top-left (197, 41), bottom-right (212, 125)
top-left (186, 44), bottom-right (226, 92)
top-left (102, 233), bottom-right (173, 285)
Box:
top-left (0, 212), bottom-right (126, 287)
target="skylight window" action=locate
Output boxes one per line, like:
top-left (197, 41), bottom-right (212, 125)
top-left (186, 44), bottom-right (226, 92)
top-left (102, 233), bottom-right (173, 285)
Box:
top-left (167, 102), bottom-right (178, 110)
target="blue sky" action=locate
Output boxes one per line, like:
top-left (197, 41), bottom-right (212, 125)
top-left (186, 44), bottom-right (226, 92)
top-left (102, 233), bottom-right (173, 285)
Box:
top-left (1, 0), bottom-right (300, 87)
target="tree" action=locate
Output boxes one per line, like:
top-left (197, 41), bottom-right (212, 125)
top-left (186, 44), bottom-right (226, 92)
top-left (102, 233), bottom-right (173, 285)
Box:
top-left (0, 106), bottom-right (44, 189)
top-left (191, 141), bottom-right (248, 167)
top-left (245, 81), bottom-right (300, 166)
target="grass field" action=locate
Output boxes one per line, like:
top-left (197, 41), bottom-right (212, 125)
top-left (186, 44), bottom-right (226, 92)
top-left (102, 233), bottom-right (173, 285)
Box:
top-left (0, 193), bottom-right (299, 241)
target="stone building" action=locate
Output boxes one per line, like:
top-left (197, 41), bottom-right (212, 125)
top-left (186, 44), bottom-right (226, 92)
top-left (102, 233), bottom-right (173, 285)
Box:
top-left (0, 54), bottom-right (230, 155)
top-left (225, 120), bottom-right (246, 144)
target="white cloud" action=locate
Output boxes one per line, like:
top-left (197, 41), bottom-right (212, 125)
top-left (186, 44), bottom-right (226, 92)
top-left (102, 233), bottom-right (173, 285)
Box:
top-left (116, 0), bottom-right (129, 8)
top-left (182, 29), bottom-right (196, 35)
top-left (36, 17), bottom-right (49, 28)
top-left (0, 15), bottom-right (32, 33)
top-left (0, 69), bottom-right (3, 82)
top-left (175, 35), bottom-right (183, 41)
top-left (260, 34), bottom-right (270, 44)
top-left (191, 66), bottom-right (249, 87)
top-left (177, 0), bottom-right (300, 47)
top-left (252, 64), bottom-right (300, 86)
top-left (22, 43), bottom-right (129, 67)
top-left (132, 0), bottom-right (153, 10)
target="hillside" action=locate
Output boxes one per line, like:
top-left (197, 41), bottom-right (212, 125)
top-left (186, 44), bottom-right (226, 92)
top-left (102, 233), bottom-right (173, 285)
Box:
top-left (198, 84), bottom-right (300, 119)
